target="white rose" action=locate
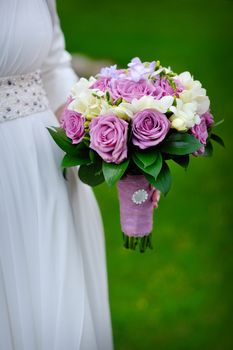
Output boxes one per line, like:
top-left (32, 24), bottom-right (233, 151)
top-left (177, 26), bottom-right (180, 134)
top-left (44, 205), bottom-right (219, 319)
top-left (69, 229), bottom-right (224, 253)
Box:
top-left (169, 99), bottom-right (200, 131)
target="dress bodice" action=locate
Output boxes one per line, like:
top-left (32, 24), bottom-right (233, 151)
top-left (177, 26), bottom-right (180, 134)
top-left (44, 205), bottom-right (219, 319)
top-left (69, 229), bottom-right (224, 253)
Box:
top-left (0, 0), bottom-right (53, 77)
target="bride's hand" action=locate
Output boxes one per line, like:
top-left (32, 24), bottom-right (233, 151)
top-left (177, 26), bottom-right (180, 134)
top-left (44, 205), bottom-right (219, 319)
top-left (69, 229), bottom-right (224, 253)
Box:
top-left (150, 187), bottom-right (161, 209)
top-left (55, 104), bottom-right (66, 122)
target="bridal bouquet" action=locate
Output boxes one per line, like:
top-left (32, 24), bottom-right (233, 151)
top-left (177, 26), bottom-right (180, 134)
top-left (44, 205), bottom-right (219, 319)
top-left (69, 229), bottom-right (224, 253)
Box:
top-left (48, 57), bottom-right (224, 252)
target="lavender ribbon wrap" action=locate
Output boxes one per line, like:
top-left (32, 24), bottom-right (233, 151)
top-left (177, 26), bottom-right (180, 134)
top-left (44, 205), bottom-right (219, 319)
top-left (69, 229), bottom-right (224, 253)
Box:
top-left (117, 175), bottom-right (154, 237)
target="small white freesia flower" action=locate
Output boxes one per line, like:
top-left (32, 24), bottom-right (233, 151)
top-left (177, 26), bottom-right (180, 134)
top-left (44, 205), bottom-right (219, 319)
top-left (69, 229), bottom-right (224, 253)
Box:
top-left (177, 71), bottom-right (210, 115)
top-left (169, 98), bottom-right (200, 131)
top-left (120, 95), bottom-right (174, 116)
top-left (100, 101), bottom-right (132, 120)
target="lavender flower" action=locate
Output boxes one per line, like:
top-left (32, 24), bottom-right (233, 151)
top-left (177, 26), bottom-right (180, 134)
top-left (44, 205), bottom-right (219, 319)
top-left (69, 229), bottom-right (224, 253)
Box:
top-left (128, 57), bottom-right (156, 82)
top-left (98, 65), bottom-right (126, 79)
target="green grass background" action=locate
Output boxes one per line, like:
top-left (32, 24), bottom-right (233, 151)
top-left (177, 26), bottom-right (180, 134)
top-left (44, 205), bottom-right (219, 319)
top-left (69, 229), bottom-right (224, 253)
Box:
top-left (57, 1), bottom-right (233, 349)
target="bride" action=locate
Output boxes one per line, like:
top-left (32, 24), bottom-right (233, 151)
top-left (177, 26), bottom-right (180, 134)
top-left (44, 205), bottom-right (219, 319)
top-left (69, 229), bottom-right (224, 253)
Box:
top-left (0, 0), bottom-right (113, 349)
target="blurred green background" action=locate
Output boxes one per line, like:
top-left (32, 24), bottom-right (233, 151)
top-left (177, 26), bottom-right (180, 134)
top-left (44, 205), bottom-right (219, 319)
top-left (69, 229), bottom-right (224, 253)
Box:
top-left (57, 0), bottom-right (233, 349)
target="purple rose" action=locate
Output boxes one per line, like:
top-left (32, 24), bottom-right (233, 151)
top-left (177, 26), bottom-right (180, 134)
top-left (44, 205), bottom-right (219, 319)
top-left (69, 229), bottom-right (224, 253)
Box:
top-left (90, 77), bottom-right (111, 92)
top-left (190, 113), bottom-right (212, 156)
top-left (132, 109), bottom-right (170, 149)
top-left (89, 115), bottom-right (128, 164)
top-left (153, 77), bottom-right (184, 99)
top-left (202, 111), bottom-right (214, 127)
top-left (153, 77), bottom-right (174, 99)
top-left (61, 108), bottom-right (85, 144)
top-left (108, 79), bottom-right (155, 102)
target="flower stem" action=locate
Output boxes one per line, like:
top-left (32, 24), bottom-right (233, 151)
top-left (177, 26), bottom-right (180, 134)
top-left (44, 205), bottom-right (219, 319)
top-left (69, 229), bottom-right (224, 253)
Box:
top-left (124, 235), bottom-right (129, 249)
top-left (129, 237), bottom-right (135, 250)
top-left (122, 233), bottom-right (153, 252)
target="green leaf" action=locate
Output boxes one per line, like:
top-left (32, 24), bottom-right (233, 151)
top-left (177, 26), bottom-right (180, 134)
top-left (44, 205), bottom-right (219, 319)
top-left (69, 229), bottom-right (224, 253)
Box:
top-left (47, 127), bottom-right (87, 156)
top-left (61, 153), bottom-right (90, 168)
top-left (102, 159), bottom-right (130, 186)
top-left (203, 141), bottom-right (213, 157)
top-left (132, 151), bottom-right (162, 179)
top-left (161, 133), bottom-right (202, 155)
top-left (144, 162), bottom-right (172, 195)
top-left (213, 119), bottom-right (224, 128)
top-left (134, 148), bottom-right (161, 168)
top-left (89, 149), bottom-right (100, 162)
top-left (210, 133), bottom-right (225, 147)
top-left (47, 127), bottom-right (73, 153)
top-left (78, 162), bottom-right (105, 187)
top-left (171, 155), bottom-right (190, 170)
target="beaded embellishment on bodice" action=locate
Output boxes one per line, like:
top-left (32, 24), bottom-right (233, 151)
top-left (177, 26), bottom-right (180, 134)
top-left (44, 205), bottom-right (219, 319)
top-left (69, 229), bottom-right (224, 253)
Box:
top-left (0, 71), bottom-right (49, 122)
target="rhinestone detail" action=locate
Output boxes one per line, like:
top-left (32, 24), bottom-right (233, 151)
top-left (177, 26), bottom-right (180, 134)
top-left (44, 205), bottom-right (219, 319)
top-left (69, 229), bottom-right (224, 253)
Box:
top-left (0, 71), bottom-right (49, 122)
top-left (132, 189), bottom-right (149, 205)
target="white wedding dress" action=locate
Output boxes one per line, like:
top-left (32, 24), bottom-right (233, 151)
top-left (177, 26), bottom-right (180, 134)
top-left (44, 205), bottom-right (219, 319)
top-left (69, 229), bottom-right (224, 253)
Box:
top-left (0, 1), bottom-right (113, 349)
